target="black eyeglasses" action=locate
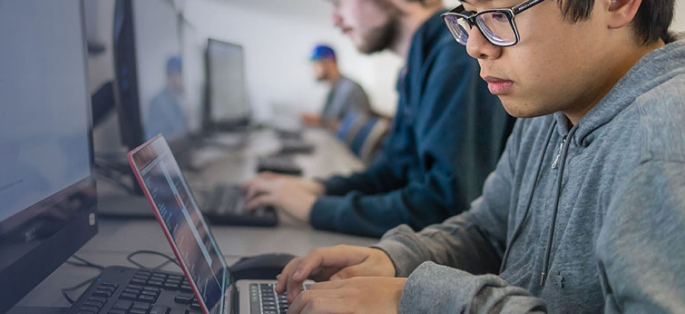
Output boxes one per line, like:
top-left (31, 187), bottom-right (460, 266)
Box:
top-left (441, 0), bottom-right (545, 47)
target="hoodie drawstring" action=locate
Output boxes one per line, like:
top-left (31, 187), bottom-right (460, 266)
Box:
top-left (499, 122), bottom-right (557, 274)
top-left (540, 127), bottom-right (577, 287)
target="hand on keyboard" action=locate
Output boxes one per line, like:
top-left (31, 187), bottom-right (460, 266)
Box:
top-left (286, 277), bottom-right (407, 314)
top-left (243, 174), bottom-right (321, 223)
top-left (275, 246), bottom-right (396, 302)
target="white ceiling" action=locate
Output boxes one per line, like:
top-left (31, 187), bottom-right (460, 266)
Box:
top-left (213, 0), bottom-right (334, 25)
top-left (211, 0), bottom-right (463, 25)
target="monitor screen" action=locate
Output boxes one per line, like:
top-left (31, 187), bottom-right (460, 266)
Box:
top-left (114, 0), bottom-right (193, 149)
top-left (129, 136), bottom-right (229, 314)
top-left (0, 0), bottom-right (98, 311)
top-left (181, 21), bottom-right (206, 135)
top-left (206, 39), bottom-right (250, 128)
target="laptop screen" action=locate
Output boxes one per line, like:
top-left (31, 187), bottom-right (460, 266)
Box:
top-left (128, 135), bottom-right (229, 314)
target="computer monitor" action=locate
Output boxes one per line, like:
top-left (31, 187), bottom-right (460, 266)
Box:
top-left (205, 39), bottom-right (251, 131)
top-left (0, 0), bottom-right (98, 312)
top-left (113, 0), bottom-right (193, 153)
top-left (181, 20), bottom-right (206, 136)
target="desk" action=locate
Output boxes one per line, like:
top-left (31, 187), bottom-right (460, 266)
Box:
top-left (12, 129), bottom-right (376, 310)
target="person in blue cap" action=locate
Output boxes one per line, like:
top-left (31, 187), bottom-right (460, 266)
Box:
top-left (145, 56), bottom-right (188, 140)
top-left (301, 44), bottom-right (372, 132)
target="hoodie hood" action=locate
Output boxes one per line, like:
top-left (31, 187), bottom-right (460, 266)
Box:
top-left (557, 37), bottom-right (685, 147)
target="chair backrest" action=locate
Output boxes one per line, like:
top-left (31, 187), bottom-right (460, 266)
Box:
top-left (335, 112), bottom-right (390, 164)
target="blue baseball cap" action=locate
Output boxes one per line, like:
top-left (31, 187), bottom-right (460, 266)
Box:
top-left (310, 45), bottom-right (336, 61)
top-left (166, 56), bottom-right (182, 74)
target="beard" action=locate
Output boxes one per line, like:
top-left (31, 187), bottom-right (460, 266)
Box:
top-left (356, 15), bottom-right (401, 54)
top-left (316, 72), bottom-right (329, 82)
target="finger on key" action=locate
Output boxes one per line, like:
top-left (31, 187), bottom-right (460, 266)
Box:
top-left (244, 194), bottom-right (272, 210)
top-left (276, 258), bottom-right (302, 294)
top-left (288, 291), bottom-right (346, 314)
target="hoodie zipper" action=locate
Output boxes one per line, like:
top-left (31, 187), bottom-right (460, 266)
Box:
top-left (540, 130), bottom-right (576, 287)
top-left (551, 136), bottom-right (567, 169)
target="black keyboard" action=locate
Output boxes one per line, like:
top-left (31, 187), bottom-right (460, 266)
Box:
top-left (274, 129), bottom-right (303, 141)
top-left (278, 140), bottom-right (314, 155)
top-left (68, 266), bottom-right (202, 314)
top-left (200, 184), bottom-right (278, 227)
top-left (249, 282), bottom-right (311, 314)
top-left (256, 156), bottom-right (302, 176)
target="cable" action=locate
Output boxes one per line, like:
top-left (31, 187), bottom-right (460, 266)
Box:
top-left (126, 250), bottom-right (180, 270)
top-left (65, 255), bottom-right (105, 271)
top-left (61, 255), bottom-right (104, 304)
top-left (61, 276), bottom-right (98, 304)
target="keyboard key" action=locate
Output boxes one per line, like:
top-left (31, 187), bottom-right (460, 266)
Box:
top-left (132, 301), bottom-right (151, 310)
top-left (180, 284), bottom-right (193, 293)
top-left (120, 292), bottom-right (137, 300)
top-left (130, 310), bottom-right (147, 314)
top-left (83, 300), bottom-right (104, 308)
top-left (164, 282), bottom-right (180, 290)
top-left (174, 294), bottom-right (193, 304)
top-left (112, 300), bottom-right (133, 311)
top-left (130, 278), bottom-right (147, 285)
top-left (76, 311), bottom-right (95, 314)
top-left (141, 290), bottom-right (158, 296)
top-left (148, 280), bottom-right (164, 288)
top-left (149, 305), bottom-right (170, 314)
top-left (190, 302), bottom-right (201, 310)
top-left (139, 294), bottom-right (156, 302)
top-left (92, 290), bottom-right (111, 297)
top-left (107, 310), bottom-right (126, 314)
top-left (88, 296), bottom-right (107, 304)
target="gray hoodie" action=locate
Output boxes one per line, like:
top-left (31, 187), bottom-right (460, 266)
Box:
top-left (375, 38), bottom-right (685, 313)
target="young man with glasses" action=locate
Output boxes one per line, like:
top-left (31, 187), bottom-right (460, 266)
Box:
top-left (273, 0), bottom-right (685, 312)
top-left (243, 0), bottom-right (514, 237)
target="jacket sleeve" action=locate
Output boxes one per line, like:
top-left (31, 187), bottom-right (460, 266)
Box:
top-left (321, 157), bottom-right (406, 197)
top-left (311, 53), bottom-right (509, 238)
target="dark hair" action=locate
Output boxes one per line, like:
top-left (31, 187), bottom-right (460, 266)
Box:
top-left (558, 0), bottom-right (675, 44)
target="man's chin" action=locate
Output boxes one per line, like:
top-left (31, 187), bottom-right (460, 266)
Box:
top-left (501, 100), bottom-right (554, 119)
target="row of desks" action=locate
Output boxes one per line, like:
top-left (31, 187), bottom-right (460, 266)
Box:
top-left (13, 129), bottom-right (378, 310)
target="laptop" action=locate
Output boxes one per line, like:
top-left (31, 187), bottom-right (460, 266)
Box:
top-left (128, 134), bottom-right (306, 314)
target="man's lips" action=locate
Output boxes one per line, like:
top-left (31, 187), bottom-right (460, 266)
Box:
top-left (482, 76), bottom-right (514, 95)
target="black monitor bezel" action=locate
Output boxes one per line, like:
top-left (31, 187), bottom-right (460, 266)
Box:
top-left (112, 0), bottom-right (193, 168)
top-left (0, 1), bottom-right (98, 311)
top-left (203, 38), bottom-right (251, 133)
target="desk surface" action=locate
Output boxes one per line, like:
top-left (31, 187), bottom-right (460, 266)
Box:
top-left (13, 129), bottom-right (376, 310)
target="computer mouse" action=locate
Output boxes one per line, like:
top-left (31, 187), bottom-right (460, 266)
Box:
top-left (228, 253), bottom-right (297, 282)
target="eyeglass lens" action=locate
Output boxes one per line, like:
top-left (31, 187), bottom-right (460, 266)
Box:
top-left (445, 11), bottom-right (517, 46)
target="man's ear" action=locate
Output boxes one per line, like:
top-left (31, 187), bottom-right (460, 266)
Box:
top-left (606, 0), bottom-right (642, 29)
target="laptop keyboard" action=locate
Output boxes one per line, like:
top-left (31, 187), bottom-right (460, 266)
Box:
top-left (205, 184), bottom-right (247, 215)
top-left (256, 156), bottom-right (303, 176)
top-left (69, 267), bottom-right (202, 314)
top-left (249, 283), bottom-right (310, 314)
top-left (199, 184), bottom-right (278, 227)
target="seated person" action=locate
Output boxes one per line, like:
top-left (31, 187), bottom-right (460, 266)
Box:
top-left (245, 0), bottom-right (515, 238)
top-left (274, 0), bottom-right (685, 312)
top-left (301, 44), bottom-right (372, 132)
top-left (145, 56), bottom-right (188, 140)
